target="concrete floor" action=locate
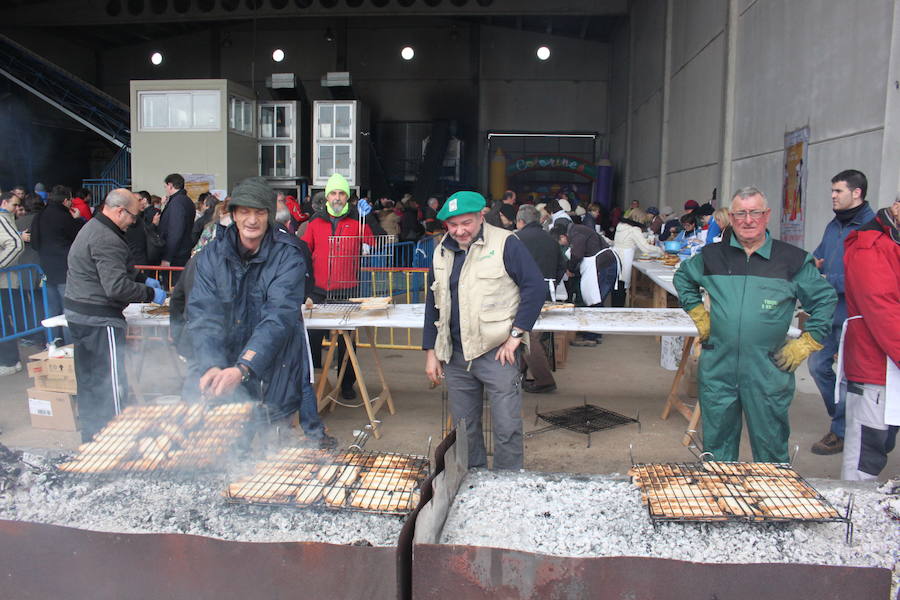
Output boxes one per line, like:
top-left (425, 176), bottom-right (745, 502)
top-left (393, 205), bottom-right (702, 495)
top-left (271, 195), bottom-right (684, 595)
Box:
top-left (1, 334), bottom-right (896, 481)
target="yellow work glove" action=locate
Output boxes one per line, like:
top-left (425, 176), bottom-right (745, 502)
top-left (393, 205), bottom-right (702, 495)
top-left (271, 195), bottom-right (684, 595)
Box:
top-left (773, 332), bottom-right (824, 373)
top-left (687, 305), bottom-right (710, 342)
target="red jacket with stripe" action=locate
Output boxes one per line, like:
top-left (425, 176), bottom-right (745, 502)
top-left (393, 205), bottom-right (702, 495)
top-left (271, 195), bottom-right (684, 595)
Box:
top-left (843, 212), bottom-right (900, 385)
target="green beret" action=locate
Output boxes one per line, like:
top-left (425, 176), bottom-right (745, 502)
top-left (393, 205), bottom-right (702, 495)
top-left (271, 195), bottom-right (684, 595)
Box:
top-left (230, 176), bottom-right (276, 225)
top-left (437, 191), bottom-right (486, 221)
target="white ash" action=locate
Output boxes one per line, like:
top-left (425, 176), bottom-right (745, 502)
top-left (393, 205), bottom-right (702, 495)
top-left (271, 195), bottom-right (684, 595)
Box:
top-left (441, 470), bottom-right (900, 594)
top-left (0, 448), bottom-right (404, 547)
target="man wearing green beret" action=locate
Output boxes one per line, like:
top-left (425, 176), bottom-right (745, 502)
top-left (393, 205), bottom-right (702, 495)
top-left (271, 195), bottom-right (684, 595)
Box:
top-left (424, 191), bottom-right (545, 470)
top-left (187, 177), bottom-right (335, 448)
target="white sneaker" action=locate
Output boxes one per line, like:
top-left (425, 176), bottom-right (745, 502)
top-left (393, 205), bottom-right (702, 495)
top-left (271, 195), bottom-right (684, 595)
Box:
top-left (0, 362), bottom-right (22, 376)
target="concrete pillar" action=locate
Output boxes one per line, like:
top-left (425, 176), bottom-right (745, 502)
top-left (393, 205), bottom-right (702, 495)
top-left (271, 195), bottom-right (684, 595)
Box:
top-left (719, 0), bottom-right (738, 204)
top-left (623, 15), bottom-right (635, 207)
top-left (657, 0), bottom-right (673, 210)
top-left (878, 0), bottom-right (900, 207)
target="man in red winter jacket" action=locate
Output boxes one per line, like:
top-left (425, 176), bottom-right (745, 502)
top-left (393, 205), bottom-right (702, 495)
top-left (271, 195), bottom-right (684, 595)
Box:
top-left (301, 173), bottom-right (373, 400)
top-left (840, 197), bottom-right (899, 480)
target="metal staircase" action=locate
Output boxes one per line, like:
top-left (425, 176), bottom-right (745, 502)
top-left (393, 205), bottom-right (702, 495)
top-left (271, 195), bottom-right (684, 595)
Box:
top-left (0, 34), bottom-right (130, 150)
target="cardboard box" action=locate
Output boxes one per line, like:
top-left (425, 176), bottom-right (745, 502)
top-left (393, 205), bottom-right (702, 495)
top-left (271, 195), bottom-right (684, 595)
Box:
top-left (27, 345), bottom-right (77, 393)
top-left (27, 387), bottom-right (79, 431)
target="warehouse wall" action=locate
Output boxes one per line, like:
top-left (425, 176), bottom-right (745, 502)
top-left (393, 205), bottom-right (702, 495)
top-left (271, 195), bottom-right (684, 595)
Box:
top-left (617, 0), bottom-right (897, 248)
top-left (730, 0), bottom-right (894, 246)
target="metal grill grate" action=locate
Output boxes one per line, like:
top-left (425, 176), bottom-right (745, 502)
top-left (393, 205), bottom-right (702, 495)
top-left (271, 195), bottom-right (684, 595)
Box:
top-left (57, 402), bottom-right (255, 476)
top-left (225, 448), bottom-right (430, 515)
top-left (527, 399), bottom-right (639, 447)
top-left (629, 461), bottom-right (852, 541)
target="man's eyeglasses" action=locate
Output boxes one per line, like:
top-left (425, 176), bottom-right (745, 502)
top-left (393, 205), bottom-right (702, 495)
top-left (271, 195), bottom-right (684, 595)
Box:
top-left (730, 209), bottom-right (769, 221)
top-left (121, 207), bottom-right (140, 220)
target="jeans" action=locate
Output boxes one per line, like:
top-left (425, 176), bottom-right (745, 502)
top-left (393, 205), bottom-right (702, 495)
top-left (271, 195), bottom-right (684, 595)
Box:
top-left (807, 323), bottom-right (846, 438)
top-left (445, 347), bottom-right (524, 470)
top-left (0, 291), bottom-right (20, 366)
top-left (299, 376), bottom-right (326, 437)
top-left (44, 283), bottom-right (70, 344)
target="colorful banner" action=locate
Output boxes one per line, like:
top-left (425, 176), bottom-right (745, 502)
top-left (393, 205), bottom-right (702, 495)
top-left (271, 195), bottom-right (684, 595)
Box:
top-left (781, 127), bottom-right (809, 247)
top-left (506, 155), bottom-right (597, 180)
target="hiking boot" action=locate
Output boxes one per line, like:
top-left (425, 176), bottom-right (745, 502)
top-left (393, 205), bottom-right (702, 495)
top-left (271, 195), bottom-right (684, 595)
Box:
top-left (523, 381), bottom-right (557, 394)
top-left (0, 362), bottom-right (22, 376)
top-left (811, 432), bottom-right (843, 455)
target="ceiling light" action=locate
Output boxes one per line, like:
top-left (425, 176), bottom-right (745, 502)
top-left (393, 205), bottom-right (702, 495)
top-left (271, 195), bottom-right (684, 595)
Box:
top-left (272, 48), bottom-right (285, 62)
top-left (536, 46), bottom-right (550, 61)
top-left (150, 51), bottom-right (163, 65)
top-left (401, 46), bottom-right (414, 60)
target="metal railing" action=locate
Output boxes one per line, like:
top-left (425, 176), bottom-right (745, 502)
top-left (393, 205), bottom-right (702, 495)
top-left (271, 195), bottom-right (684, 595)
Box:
top-left (0, 265), bottom-right (51, 345)
top-left (354, 267), bottom-right (428, 350)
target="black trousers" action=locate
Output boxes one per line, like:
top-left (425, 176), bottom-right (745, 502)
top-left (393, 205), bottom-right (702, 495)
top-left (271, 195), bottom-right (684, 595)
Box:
top-left (69, 322), bottom-right (128, 440)
top-left (307, 328), bottom-right (356, 392)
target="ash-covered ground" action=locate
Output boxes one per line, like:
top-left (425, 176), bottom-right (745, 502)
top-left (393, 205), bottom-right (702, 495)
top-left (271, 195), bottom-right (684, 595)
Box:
top-left (441, 470), bottom-right (900, 594)
top-left (0, 446), bottom-right (405, 546)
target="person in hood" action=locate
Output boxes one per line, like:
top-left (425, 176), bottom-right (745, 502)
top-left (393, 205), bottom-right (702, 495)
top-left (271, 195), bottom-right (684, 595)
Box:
top-left (840, 196), bottom-right (900, 480)
top-left (806, 169), bottom-right (877, 456)
top-left (72, 188), bottom-right (94, 221)
top-left (302, 173), bottom-right (374, 401)
top-left (186, 177), bottom-right (335, 448)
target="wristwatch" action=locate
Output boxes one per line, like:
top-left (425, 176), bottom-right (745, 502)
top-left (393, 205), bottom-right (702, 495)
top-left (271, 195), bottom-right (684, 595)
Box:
top-left (236, 363), bottom-right (251, 382)
top-left (510, 328), bottom-right (525, 339)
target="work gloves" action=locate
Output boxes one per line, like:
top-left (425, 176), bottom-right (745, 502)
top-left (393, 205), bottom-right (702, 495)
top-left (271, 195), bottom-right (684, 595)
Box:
top-left (152, 287), bottom-right (167, 305)
top-left (687, 305), bottom-right (710, 342)
top-left (773, 332), bottom-right (823, 373)
top-left (145, 277), bottom-right (162, 290)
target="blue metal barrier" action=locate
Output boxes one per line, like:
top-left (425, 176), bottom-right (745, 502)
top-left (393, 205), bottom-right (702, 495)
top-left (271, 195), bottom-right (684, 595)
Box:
top-left (0, 265), bottom-right (51, 344)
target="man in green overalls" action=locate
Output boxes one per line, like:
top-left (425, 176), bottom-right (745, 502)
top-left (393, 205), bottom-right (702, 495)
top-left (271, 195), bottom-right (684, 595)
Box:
top-left (674, 186), bottom-right (837, 462)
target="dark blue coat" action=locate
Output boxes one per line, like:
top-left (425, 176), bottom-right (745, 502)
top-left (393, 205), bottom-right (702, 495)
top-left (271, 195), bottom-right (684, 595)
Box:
top-left (187, 224), bottom-right (309, 420)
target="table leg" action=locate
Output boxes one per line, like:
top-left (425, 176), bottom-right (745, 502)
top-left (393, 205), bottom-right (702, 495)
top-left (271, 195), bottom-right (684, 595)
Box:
top-left (661, 335), bottom-right (696, 422)
top-left (316, 330), bottom-right (340, 412)
top-left (340, 330), bottom-right (386, 439)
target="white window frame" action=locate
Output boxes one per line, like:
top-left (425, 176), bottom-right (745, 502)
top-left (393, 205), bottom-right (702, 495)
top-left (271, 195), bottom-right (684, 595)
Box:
top-left (138, 90), bottom-right (222, 132)
top-left (228, 95), bottom-right (255, 137)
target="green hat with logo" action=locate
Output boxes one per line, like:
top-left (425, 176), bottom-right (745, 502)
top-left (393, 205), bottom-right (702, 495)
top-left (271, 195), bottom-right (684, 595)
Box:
top-left (437, 191), bottom-right (486, 221)
top-left (325, 173), bottom-right (350, 197)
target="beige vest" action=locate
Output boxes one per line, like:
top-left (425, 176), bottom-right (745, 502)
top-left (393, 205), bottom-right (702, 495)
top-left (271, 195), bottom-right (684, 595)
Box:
top-left (431, 222), bottom-right (522, 362)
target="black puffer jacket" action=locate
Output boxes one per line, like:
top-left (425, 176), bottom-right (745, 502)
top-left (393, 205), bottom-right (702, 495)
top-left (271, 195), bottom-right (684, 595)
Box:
top-left (30, 201), bottom-right (83, 284)
top-left (186, 225), bottom-right (309, 420)
top-left (515, 221), bottom-right (566, 294)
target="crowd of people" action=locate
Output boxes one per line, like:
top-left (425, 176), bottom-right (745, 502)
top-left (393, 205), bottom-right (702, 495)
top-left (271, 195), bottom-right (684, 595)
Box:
top-left (0, 172), bottom-right (895, 481)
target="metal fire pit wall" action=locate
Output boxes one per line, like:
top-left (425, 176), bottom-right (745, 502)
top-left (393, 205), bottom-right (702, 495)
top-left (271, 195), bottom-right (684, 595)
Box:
top-left (409, 426), bottom-right (893, 600)
top-left (0, 519), bottom-right (398, 600)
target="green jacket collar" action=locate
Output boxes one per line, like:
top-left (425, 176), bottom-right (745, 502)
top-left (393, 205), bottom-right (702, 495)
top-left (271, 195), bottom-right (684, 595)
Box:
top-left (728, 229), bottom-right (772, 258)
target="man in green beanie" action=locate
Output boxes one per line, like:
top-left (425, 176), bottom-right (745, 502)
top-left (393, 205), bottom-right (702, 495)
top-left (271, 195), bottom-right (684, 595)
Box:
top-left (187, 177), bottom-right (336, 448)
top-left (423, 190), bottom-right (545, 470)
top-left (302, 172), bottom-right (374, 401)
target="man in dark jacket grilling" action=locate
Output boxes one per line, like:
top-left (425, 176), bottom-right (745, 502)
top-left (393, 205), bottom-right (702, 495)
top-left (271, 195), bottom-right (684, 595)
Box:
top-left (186, 177), bottom-right (333, 447)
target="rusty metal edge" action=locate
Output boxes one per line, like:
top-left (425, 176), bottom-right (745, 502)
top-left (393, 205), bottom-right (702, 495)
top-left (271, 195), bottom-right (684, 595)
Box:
top-left (412, 544), bottom-right (893, 600)
top-left (397, 427), bottom-right (457, 600)
top-left (0, 519), bottom-right (398, 600)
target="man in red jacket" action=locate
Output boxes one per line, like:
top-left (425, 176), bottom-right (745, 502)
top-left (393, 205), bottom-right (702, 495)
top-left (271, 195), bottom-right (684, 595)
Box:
top-left (840, 197), bottom-right (899, 480)
top-left (302, 173), bottom-right (374, 400)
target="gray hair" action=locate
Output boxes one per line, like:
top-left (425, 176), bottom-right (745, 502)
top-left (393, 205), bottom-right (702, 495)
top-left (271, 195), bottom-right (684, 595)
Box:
top-left (105, 188), bottom-right (134, 208)
top-left (731, 186), bottom-right (769, 209)
top-left (516, 204), bottom-right (540, 225)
